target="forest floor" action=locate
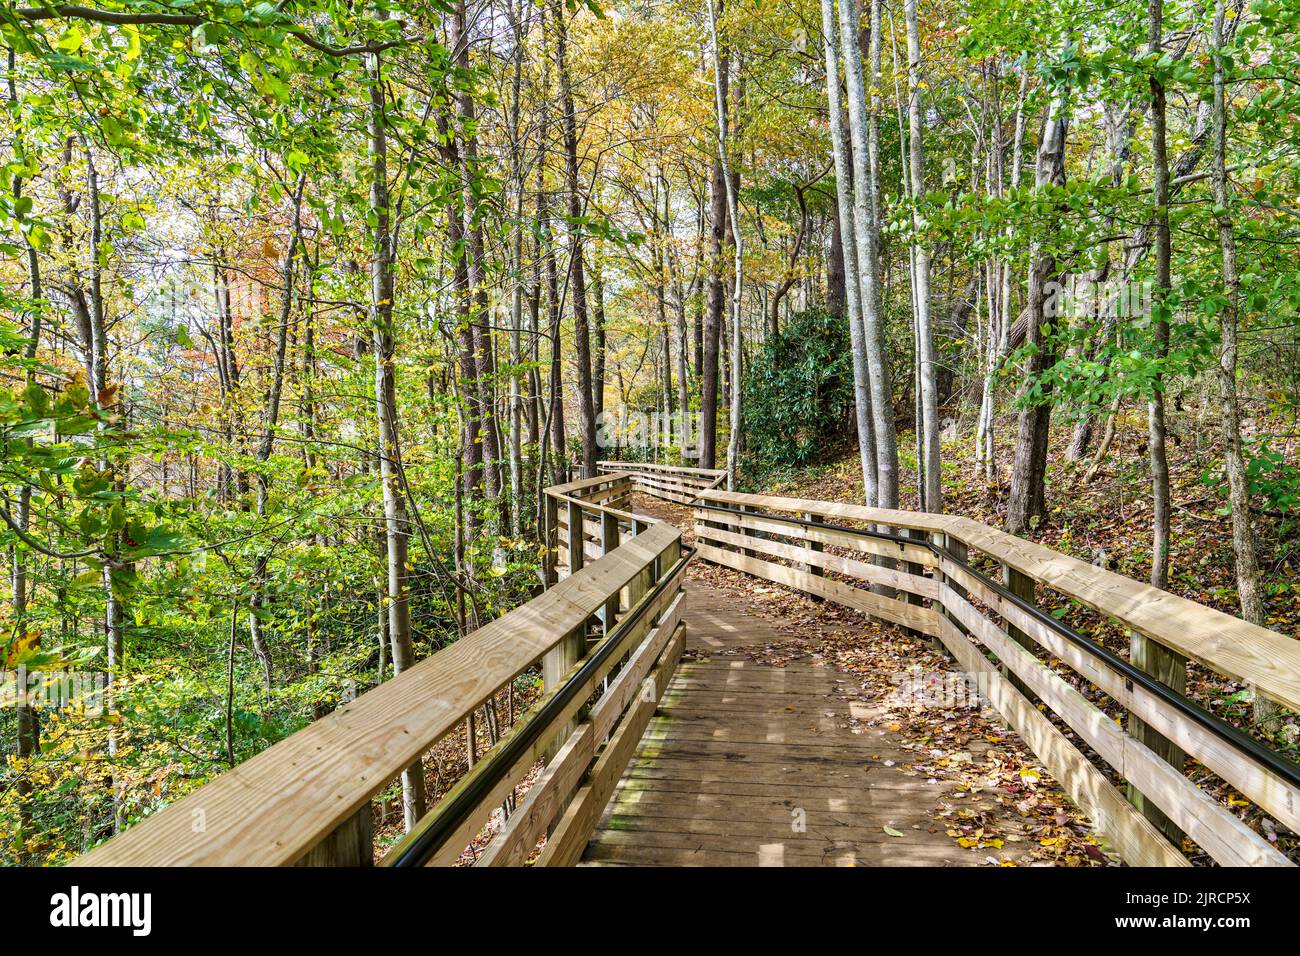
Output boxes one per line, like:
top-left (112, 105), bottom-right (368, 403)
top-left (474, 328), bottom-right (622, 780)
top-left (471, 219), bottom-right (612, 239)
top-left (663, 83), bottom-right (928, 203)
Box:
top-left (754, 407), bottom-right (1299, 862)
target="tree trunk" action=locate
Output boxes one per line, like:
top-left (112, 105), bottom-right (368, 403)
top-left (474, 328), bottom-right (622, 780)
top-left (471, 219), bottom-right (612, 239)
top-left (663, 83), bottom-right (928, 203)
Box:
top-left (1007, 95), bottom-right (1068, 534)
top-left (1147, 0), bottom-right (1172, 592)
top-left (369, 40), bottom-right (427, 832)
top-left (903, 0), bottom-right (940, 512)
top-left (827, 207), bottom-right (846, 320)
top-left (706, 0), bottom-right (743, 490)
top-left (9, 72), bottom-right (43, 857)
top-left (553, 0), bottom-right (597, 478)
top-left (821, 0), bottom-right (876, 503)
top-left (1210, 0), bottom-right (1274, 732)
top-left (866, 0), bottom-right (898, 506)
top-left (700, 41), bottom-right (728, 472)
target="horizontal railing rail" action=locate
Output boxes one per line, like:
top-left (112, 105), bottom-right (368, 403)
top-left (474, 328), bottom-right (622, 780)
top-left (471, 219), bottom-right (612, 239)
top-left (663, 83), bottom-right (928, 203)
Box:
top-left (671, 484), bottom-right (1298, 868)
top-left (75, 512), bottom-right (687, 867)
top-left (597, 459), bottom-right (726, 505)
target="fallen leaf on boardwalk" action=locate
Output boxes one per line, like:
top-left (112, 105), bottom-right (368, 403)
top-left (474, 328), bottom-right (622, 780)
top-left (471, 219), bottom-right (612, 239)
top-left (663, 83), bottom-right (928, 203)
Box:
top-left (883, 826), bottom-right (905, 837)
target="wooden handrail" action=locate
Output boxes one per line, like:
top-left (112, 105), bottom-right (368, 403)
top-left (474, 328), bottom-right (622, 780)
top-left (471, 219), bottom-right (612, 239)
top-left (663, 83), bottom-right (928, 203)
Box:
top-left (75, 520), bottom-right (684, 867)
top-left (598, 459), bottom-right (725, 479)
top-left (596, 461), bottom-right (727, 506)
top-left (695, 488), bottom-right (1300, 712)
top-left (682, 488), bottom-right (1299, 868)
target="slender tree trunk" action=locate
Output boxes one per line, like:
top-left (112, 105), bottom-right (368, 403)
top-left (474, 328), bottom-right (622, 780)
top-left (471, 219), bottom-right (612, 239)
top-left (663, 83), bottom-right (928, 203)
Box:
top-left (903, 0), bottom-right (940, 511)
top-left (10, 68), bottom-right (43, 857)
top-left (706, 0), bottom-right (743, 489)
top-left (506, 0), bottom-right (528, 536)
top-left (693, 191), bottom-right (706, 381)
top-left (369, 41), bottom-right (427, 831)
top-left (592, 249), bottom-right (607, 428)
top-left (553, 0), bottom-right (597, 477)
top-left (1007, 95), bottom-right (1068, 533)
top-left (865, 0), bottom-right (898, 506)
top-left (700, 28), bottom-right (728, 471)
top-left (822, 0), bottom-right (877, 503)
top-left (827, 208), bottom-right (846, 320)
top-left (981, 71), bottom-right (1029, 482)
top-left (1147, 0), bottom-right (1172, 591)
top-left (244, 172), bottom-right (306, 693)
top-left (454, 0), bottom-right (506, 533)
top-left (75, 144), bottom-right (127, 832)
top-left (1210, 0), bottom-right (1274, 731)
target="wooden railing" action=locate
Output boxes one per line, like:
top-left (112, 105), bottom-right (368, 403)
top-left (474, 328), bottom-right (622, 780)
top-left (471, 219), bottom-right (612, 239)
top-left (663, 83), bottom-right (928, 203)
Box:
top-left (75, 482), bottom-right (687, 867)
top-left (597, 459), bottom-right (725, 505)
top-left (602, 462), bottom-right (1300, 868)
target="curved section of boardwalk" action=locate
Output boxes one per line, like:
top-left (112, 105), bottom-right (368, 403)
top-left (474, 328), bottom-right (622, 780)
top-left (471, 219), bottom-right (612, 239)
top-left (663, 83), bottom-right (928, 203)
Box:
top-left (584, 581), bottom-right (1002, 866)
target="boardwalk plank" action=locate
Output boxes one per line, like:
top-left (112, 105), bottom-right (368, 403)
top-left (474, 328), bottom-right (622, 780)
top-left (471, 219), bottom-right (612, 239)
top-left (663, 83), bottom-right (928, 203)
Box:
top-left (583, 578), bottom-right (1002, 866)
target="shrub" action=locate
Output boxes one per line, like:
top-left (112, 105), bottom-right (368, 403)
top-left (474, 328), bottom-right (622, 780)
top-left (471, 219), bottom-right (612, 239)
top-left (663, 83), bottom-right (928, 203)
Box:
top-left (744, 308), bottom-right (854, 470)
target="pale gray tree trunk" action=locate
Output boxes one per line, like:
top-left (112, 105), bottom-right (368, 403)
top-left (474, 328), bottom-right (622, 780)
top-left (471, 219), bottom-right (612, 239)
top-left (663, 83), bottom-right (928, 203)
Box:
top-left (903, 0), bottom-right (941, 511)
top-left (369, 40), bottom-right (427, 832)
top-left (506, 0), bottom-right (527, 537)
top-left (864, 0), bottom-right (899, 507)
top-left (706, 0), bottom-right (744, 490)
top-left (839, 0), bottom-right (899, 507)
top-left (820, 0), bottom-right (876, 502)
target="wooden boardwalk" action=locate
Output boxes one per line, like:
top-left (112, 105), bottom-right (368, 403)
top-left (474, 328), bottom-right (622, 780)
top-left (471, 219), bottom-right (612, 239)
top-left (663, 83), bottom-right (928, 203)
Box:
top-left (74, 465), bottom-right (1299, 868)
top-left (584, 578), bottom-right (1013, 866)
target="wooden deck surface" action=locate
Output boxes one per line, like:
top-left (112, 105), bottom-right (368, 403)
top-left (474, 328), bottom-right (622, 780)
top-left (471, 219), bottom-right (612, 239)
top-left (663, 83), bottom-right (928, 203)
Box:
top-left (582, 579), bottom-right (1009, 866)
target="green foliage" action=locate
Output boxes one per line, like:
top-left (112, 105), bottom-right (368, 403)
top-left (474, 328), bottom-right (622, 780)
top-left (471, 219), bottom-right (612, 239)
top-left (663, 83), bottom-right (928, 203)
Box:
top-left (744, 308), bottom-right (853, 470)
top-left (1201, 441), bottom-right (1300, 525)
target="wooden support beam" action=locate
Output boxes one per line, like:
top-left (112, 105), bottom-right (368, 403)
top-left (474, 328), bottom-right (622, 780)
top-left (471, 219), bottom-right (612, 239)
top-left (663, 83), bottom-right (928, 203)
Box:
top-left (567, 499), bottom-right (585, 575)
top-left (1001, 562), bottom-right (1038, 698)
top-left (1128, 633), bottom-right (1188, 843)
top-left (295, 803), bottom-right (373, 867)
top-left (542, 494), bottom-right (559, 587)
top-left (601, 510), bottom-right (620, 635)
top-left (802, 512), bottom-right (824, 602)
top-left (930, 532), bottom-right (966, 645)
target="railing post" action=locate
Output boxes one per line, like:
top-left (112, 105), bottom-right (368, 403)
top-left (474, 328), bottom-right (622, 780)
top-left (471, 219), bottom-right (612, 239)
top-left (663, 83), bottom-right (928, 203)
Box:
top-left (933, 530), bottom-right (966, 631)
top-left (567, 500), bottom-right (585, 575)
top-left (601, 511), bottom-right (620, 634)
top-left (543, 621), bottom-right (587, 762)
top-left (1128, 635), bottom-right (1187, 843)
top-left (295, 802), bottom-right (373, 867)
top-left (543, 494), bottom-right (558, 588)
top-left (737, 503), bottom-right (755, 559)
top-left (1000, 563), bottom-right (1039, 698)
top-left (660, 536), bottom-right (681, 585)
top-left (802, 512), bottom-right (824, 602)
top-left (901, 529), bottom-right (926, 637)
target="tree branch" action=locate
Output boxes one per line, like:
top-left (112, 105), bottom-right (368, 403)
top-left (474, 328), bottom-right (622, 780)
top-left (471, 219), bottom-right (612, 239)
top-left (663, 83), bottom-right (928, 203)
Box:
top-left (15, 5), bottom-right (408, 58)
